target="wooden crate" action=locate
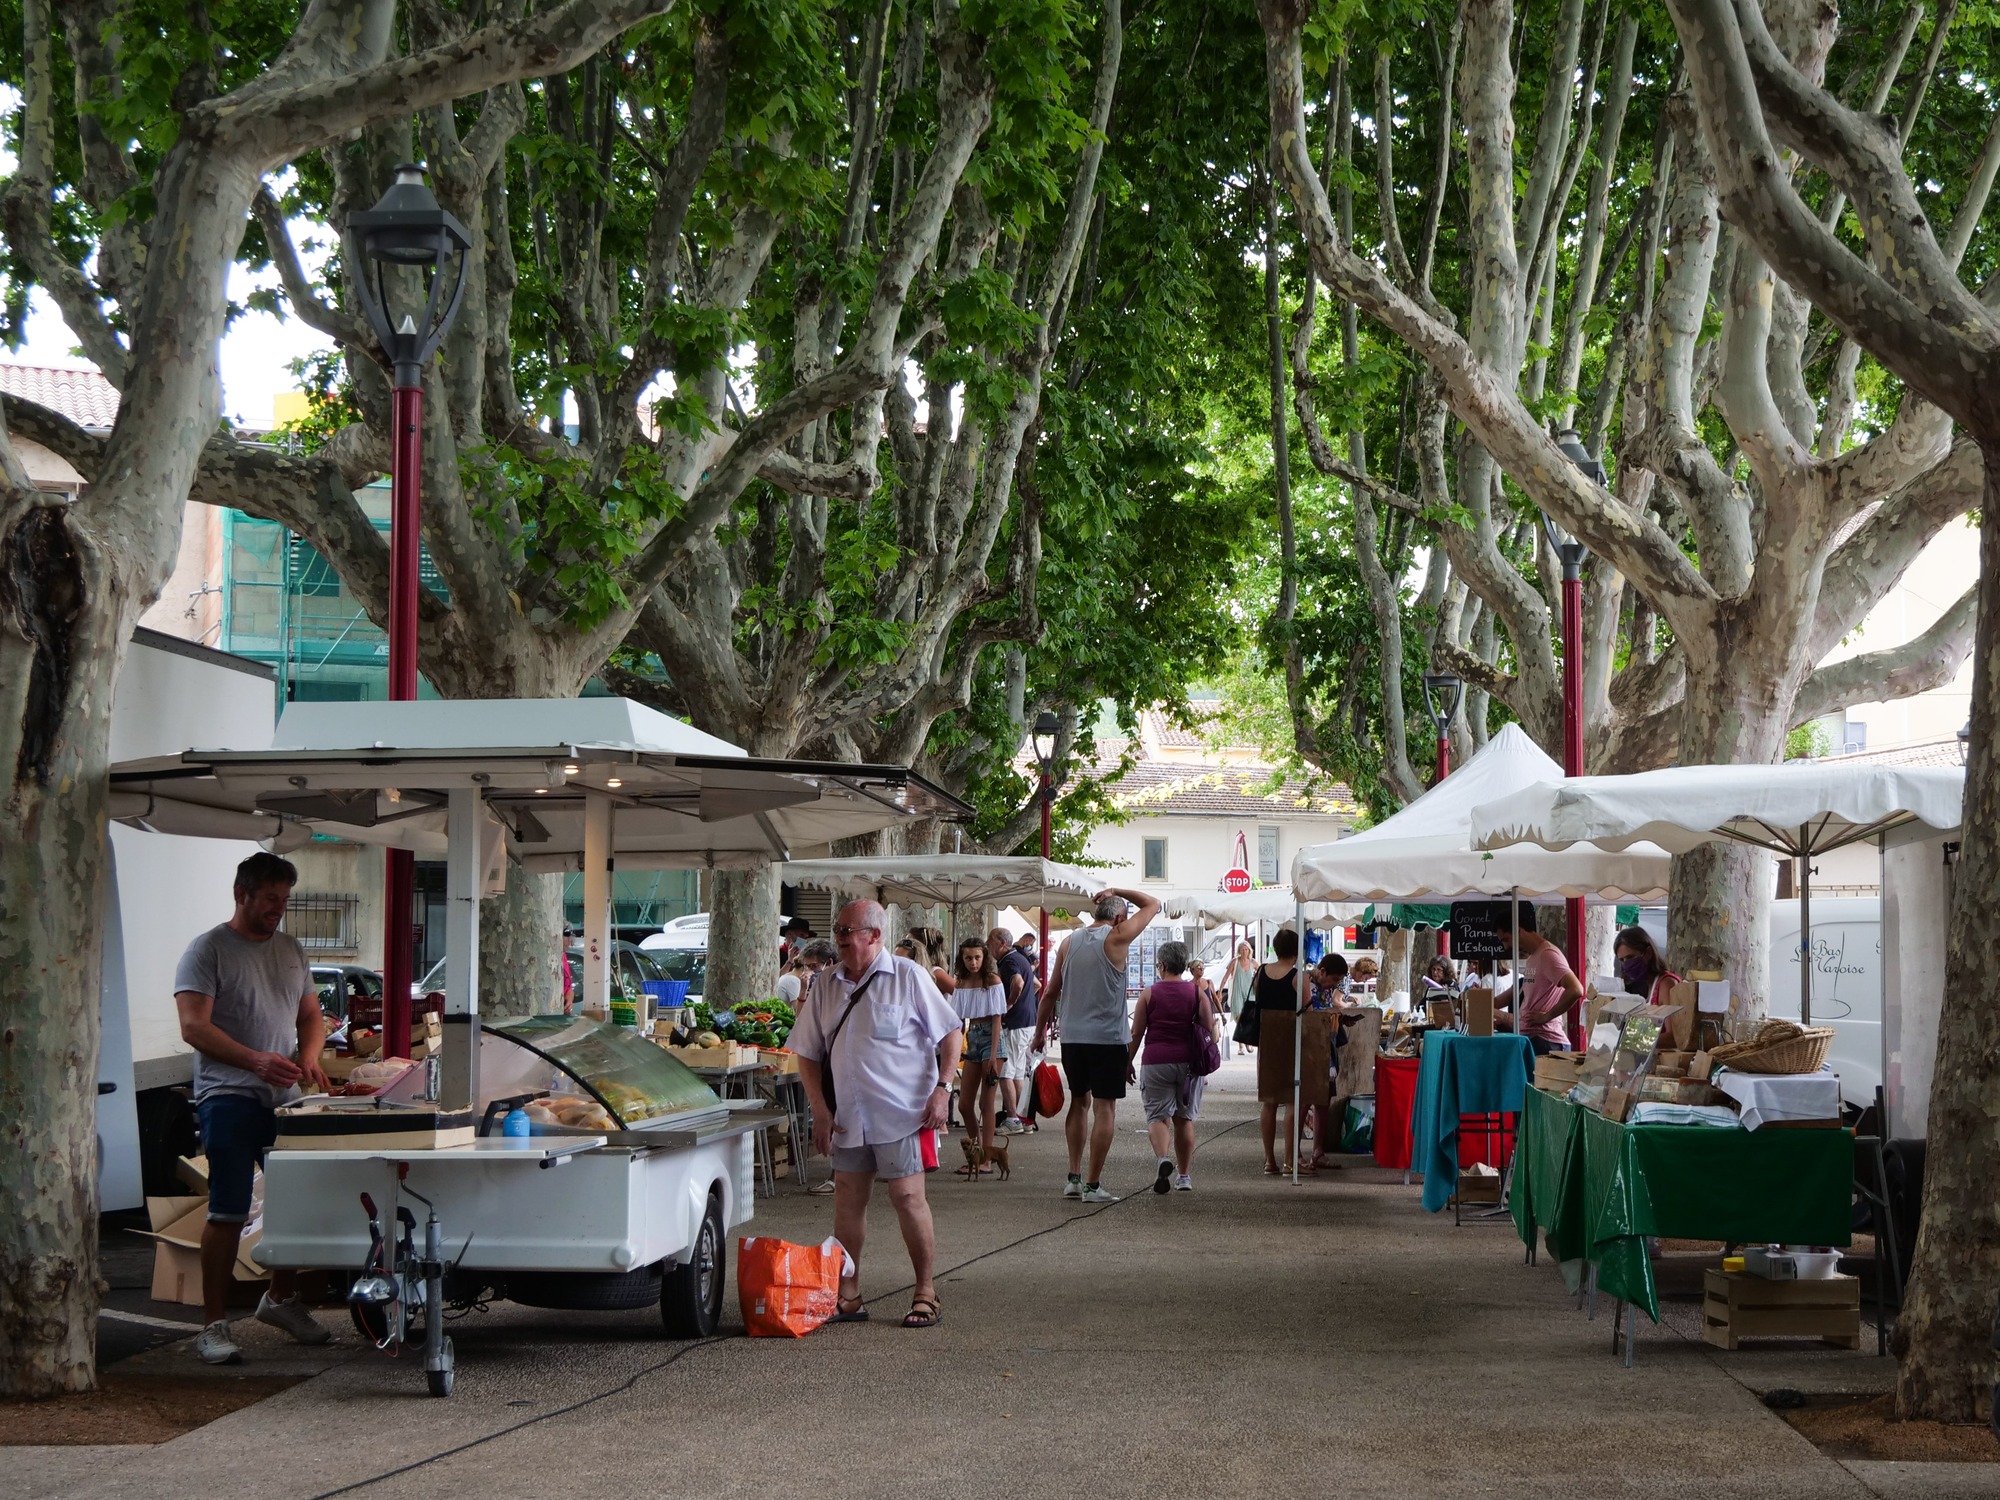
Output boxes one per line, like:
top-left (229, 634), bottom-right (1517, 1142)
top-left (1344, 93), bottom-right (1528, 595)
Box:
top-left (1702, 1269), bottom-right (1860, 1351)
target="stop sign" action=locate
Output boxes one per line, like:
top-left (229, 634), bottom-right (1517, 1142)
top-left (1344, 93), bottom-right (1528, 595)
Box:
top-left (1221, 867), bottom-right (1252, 895)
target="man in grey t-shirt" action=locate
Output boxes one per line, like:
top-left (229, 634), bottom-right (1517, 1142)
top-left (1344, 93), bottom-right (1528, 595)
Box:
top-left (173, 852), bottom-right (331, 1364)
top-left (1033, 886), bottom-right (1160, 1203)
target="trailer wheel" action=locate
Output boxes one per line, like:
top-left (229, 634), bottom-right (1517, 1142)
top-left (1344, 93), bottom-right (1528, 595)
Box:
top-left (661, 1192), bottom-right (725, 1338)
top-left (426, 1336), bottom-right (455, 1397)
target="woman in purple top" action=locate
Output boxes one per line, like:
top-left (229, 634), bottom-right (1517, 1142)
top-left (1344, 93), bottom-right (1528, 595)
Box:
top-left (1126, 941), bottom-right (1214, 1194)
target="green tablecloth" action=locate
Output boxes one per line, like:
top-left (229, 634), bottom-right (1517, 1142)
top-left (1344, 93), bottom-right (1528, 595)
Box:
top-left (1511, 1087), bottom-right (1854, 1321)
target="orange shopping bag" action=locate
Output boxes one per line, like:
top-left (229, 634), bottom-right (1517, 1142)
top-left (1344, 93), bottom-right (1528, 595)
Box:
top-left (737, 1235), bottom-right (853, 1337)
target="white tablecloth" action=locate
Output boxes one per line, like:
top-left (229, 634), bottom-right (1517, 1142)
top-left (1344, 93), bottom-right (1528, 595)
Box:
top-left (1711, 1066), bottom-right (1843, 1130)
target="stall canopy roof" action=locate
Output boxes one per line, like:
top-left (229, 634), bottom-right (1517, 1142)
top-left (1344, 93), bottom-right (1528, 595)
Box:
top-left (1468, 760), bottom-right (1965, 858)
top-left (1290, 724), bottom-right (1672, 902)
top-left (1157, 886), bottom-right (1367, 929)
top-left (780, 854), bottom-right (1110, 911)
top-left (109, 698), bottom-right (968, 870)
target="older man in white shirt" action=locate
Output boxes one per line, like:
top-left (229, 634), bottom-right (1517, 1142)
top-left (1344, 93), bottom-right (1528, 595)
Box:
top-left (791, 898), bottom-right (961, 1329)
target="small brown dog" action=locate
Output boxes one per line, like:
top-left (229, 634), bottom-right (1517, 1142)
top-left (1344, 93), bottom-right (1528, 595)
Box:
top-left (957, 1134), bottom-right (1010, 1181)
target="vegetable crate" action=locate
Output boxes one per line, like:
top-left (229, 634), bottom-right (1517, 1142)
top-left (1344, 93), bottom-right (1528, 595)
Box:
top-left (1701, 1270), bottom-right (1860, 1351)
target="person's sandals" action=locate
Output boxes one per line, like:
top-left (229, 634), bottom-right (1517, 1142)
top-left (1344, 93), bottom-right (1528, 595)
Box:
top-left (1262, 1162), bottom-right (1280, 1176)
top-left (807, 1179), bottom-right (836, 1196)
top-left (830, 1293), bottom-right (869, 1323)
top-left (902, 1295), bottom-right (942, 1329)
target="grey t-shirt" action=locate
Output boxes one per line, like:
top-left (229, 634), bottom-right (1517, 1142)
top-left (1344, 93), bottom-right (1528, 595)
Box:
top-left (1056, 925), bottom-right (1130, 1045)
top-left (174, 924), bottom-right (312, 1107)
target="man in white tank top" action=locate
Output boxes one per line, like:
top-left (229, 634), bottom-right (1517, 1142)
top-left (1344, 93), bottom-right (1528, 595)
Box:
top-left (1033, 887), bottom-right (1161, 1202)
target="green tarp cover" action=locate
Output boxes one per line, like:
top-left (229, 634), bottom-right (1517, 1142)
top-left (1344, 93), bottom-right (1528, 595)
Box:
top-left (1512, 1087), bottom-right (1853, 1321)
top-left (1360, 902), bottom-right (1453, 930)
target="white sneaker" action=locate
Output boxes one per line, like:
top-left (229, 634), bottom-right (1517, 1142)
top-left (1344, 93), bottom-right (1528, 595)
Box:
top-left (1062, 1177), bottom-right (1082, 1199)
top-left (1000, 1117), bottom-right (1028, 1135)
top-left (255, 1291), bottom-right (332, 1345)
top-left (1174, 1174), bottom-right (1193, 1191)
top-left (1079, 1185), bottom-right (1120, 1204)
top-left (195, 1320), bottom-right (241, 1365)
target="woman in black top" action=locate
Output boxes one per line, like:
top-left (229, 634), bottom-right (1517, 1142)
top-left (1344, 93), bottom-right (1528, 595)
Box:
top-left (1253, 930), bottom-right (1302, 1175)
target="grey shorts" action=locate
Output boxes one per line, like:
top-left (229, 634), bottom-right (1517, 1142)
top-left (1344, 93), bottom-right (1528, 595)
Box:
top-left (830, 1132), bottom-right (927, 1180)
top-left (1139, 1063), bottom-right (1203, 1123)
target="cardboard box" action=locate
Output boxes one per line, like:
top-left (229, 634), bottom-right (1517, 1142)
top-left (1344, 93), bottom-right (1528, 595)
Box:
top-left (1534, 1051), bottom-right (1584, 1093)
top-left (1461, 988), bottom-right (1495, 1037)
top-left (1425, 998), bottom-right (1456, 1030)
top-left (139, 1190), bottom-right (267, 1305)
top-left (1456, 1167), bottom-right (1503, 1205)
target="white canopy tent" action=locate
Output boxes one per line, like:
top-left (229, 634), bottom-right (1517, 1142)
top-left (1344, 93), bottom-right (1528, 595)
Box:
top-left (1290, 724), bottom-right (1672, 904)
top-left (1469, 760), bottom-right (1965, 1027)
top-left (1278, 724), bottom-right (1670, 1188)
top-left (110, 698), bottom-right (969, 1089)
top-left (1160, 886), bottom-right (1367, 929)
top-left (778, 854), bottom-right (1110, 944)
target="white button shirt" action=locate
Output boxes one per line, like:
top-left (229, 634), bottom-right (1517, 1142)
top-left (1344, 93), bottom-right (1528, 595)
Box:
top-left (789, 949), bottom-right (959, 1146)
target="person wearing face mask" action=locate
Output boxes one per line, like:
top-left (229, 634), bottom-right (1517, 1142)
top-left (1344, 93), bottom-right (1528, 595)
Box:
top-left (1612, 926), bottom-right (1679, 1007)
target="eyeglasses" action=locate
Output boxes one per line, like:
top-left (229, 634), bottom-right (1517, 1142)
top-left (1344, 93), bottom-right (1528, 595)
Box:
top-left (833, 924), bottom-right (880, 940)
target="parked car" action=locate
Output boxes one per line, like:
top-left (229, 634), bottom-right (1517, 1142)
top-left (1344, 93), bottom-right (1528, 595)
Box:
top-left (313, 964), bottom-right (382, 1024)
top-left (566, 940), bottom-right (674, 999)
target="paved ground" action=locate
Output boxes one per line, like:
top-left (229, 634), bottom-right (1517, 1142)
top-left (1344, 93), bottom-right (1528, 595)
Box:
top-left (21, 1057), bottom-right (1984, 1499)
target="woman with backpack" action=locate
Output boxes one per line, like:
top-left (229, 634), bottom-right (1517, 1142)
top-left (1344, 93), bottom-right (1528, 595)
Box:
top-left (1126, 941), bottom-right (1216, 1193)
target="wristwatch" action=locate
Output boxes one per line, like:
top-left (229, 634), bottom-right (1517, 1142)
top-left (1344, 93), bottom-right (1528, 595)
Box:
top-left (934, 1082), bottom-right (949, 1092)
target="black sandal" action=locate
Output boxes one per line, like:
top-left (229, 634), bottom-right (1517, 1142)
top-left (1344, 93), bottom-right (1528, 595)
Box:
top-left (830, 1293), bottom-right (869, 1324)
top-left (902, 1295), bottom-right (941, 1329)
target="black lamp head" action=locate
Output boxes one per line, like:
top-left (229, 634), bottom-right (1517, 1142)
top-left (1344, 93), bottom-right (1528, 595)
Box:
top-left (1030, 710), bottom-right (1060, 770)
top-left (1555, 428), bottom-right (1606, 485)
top-left (1421, 672), bottom-right (1464, 734)
top-left (346, 164), bottom-right (472, 387)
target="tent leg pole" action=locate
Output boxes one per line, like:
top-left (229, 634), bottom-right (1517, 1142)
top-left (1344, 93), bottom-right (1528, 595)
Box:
top-left (440, 786), bottom-right (484, 1113)
top-left (1797, 829), bottom-right (1812, 1027)
top-left (1292, 900), bottom-right (1305, 1185)
top-left (583, 794), bottom-right (613, 1018)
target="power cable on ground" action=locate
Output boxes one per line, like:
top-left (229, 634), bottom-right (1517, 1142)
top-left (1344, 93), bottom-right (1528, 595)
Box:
top-left (311, 1113), bottom-right (1254, 1496)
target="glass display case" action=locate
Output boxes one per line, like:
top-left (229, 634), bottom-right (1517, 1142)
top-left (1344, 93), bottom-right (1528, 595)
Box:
top-left (481, 1016), bottom-right (720, 1126)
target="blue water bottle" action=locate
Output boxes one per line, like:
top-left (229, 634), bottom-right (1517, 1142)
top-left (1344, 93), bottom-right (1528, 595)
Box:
top-left (503, 1106), bottom-right (531, 1145)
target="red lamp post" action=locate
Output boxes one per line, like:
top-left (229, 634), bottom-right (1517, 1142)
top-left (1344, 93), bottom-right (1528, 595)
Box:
top-left (1420, 672), bottom-right (1464, 958)
top-left (1031, 711), bottom-right (1060, 989)
top-left (347, 165), bottom-right (470, 1060)
top-left (1551, 430), bottom-right (1602, 1045)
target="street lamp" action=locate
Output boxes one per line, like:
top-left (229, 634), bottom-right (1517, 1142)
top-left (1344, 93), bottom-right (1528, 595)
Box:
top-left (347, 164), bottom-right (470, 1060)
top-left (1031, 710), bottom-right (1060, 988)
top-left (1549, 429), bottom-right (1601, 1042)
top-left (1420, 671), bottom-right (1464, 784)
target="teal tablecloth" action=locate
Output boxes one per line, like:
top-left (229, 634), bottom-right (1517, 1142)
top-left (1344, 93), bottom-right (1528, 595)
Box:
top-left (1512, 1087), bottom-right (1854, 1320)
top-left (1411, 1031), bottom-right (1535, 1212)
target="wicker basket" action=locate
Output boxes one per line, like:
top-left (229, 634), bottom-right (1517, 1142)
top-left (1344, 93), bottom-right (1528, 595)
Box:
top-left (1710, 1021), bottom-right (1835, 1075)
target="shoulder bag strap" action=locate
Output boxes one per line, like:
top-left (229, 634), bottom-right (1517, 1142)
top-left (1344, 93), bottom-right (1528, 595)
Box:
top-left (824, 969), bottom-right (882, 1052)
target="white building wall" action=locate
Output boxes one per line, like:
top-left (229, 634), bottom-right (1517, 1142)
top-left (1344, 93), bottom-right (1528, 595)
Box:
top-left (1818, 517), bottom-right (1977, 750)
top-left (1083, 813), bottom-right (1343, 893)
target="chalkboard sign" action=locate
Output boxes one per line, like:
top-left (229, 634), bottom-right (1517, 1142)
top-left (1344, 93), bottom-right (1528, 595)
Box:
top-left (1449, 900), bottom-right (1517, 958)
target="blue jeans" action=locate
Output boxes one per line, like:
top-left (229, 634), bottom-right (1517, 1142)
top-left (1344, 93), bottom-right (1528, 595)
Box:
top-left (197, 1094), bottom-right (277, 1223)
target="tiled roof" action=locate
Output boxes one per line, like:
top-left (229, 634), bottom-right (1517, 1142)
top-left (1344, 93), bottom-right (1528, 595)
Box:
top-left (1819, 738), bottom-right (1964, 769)
top-left (1104, 760), bottom-right (1359, 820)
top-left (0, 361), bottom-right (120, 429)
top-left (1139, 709), bottom-right (1208, 749)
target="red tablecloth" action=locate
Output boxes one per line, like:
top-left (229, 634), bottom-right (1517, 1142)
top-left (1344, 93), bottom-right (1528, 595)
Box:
top-left (1373, 1053), bottom-right (1516, 1171)
top-left (1373, 1055), bottom-right (1420, 1169)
